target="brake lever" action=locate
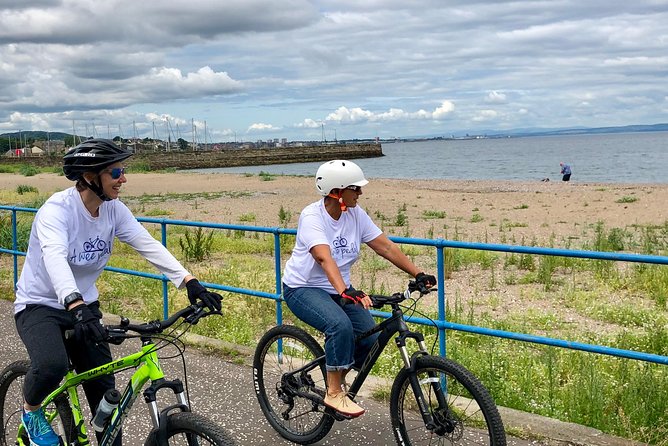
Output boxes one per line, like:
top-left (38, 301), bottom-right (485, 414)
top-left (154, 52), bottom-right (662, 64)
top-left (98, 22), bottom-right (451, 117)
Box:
top-left (184, 305), bottom-right (223, 325)
top-left (106, 333), bottom-right (127, 345)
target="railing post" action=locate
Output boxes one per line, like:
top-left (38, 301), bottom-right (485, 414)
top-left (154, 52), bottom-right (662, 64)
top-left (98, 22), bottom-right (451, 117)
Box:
top-left (161, 221), bottom-right (169, 320)
top-left (436, 243), bottom-right (446, 358)
top-left (274, 231), bottom-right (283, 326)
top-left (12, 209), bottom-right (18, 290)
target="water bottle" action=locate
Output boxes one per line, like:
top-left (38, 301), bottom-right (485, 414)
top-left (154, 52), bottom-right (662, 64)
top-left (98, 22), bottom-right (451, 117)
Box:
top-left (91, 389), bottom-right (121, 432)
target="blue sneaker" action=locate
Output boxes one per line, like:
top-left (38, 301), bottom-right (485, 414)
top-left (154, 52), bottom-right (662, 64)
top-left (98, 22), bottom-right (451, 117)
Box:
top-left (21, 408), bottom-right (60, 446)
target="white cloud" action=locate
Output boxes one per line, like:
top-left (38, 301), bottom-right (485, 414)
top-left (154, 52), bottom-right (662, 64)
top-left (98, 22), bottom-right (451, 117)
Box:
top-left (485, 91), bottom-right (506, 103)
top-left (324, 101), bottom-right (455, 125)
top-left (296, 118), bottom-right (322, 128)
top-left (248, 123), bottom-right (280, 132)
top-left (432, 101), bottom-right (455, 120)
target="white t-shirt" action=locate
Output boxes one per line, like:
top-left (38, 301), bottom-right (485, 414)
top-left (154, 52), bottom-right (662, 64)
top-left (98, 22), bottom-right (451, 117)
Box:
top-left (14, 187), bottom-right (190, 313)
top-left (282, 199), bottom-right (382, 294)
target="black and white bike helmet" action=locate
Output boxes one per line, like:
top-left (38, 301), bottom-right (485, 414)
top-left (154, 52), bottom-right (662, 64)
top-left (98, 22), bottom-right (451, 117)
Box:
top-left (315, 160), bottom-right (368, 196)
top-left (63, 138), bottom-right (132, 181)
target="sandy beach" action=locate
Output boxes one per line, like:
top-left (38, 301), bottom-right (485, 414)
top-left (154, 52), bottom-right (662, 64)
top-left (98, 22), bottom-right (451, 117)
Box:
top-left (1, 171), bottom-right (667, 247)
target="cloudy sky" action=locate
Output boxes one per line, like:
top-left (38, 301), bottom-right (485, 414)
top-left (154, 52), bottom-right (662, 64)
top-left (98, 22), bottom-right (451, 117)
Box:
top-left (1, 1), bottom-right (667, 142)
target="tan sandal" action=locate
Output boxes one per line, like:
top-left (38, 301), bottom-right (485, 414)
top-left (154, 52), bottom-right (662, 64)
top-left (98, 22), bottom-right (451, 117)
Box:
top-left (323, 391), bottom-right (365, 417)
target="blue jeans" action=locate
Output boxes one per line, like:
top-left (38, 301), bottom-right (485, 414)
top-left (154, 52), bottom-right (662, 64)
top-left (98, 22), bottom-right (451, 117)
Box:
top-left (283, 284), bottom-right (379, 371)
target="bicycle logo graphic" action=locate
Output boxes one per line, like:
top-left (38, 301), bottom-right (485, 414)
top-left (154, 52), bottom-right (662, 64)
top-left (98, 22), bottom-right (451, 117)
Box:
top-left (332, 236), bottom-right (348, 248)
top-left (83, 236), bottom-right (107, 253)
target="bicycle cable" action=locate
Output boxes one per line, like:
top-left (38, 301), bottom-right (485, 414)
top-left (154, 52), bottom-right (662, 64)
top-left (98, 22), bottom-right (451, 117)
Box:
top-left (398, 293), bottom-right (441, 356)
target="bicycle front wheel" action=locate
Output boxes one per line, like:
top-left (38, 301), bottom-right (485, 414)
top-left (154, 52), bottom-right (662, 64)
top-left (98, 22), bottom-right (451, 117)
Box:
top-left (390, 355), bottom-right (506, 446)
top-left (0, 360), bottom-right (76, 446)
top-left (253, 325), bottom-right (334, 445)
top-left (144, 412), bottom-right (235, 445)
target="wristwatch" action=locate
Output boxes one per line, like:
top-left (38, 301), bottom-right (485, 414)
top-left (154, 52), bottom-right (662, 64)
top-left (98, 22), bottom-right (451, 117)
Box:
top-left (63, 292), bottom-right (84, 309)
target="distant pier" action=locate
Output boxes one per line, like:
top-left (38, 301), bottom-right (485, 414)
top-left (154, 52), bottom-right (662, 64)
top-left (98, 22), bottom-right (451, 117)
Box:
top-left (1, 143), bottom-right (383, 170)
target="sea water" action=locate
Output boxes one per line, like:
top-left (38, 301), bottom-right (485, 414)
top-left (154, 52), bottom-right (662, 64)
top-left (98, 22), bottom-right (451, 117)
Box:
top-left (192, 131), bottom-right (668, 183)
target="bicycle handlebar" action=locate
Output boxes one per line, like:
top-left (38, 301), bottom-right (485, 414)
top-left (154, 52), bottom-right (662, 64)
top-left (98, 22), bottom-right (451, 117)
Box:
top-left (64, 301), bottom-right (219, 342)
top-left (368, 280), bottom-right (436, 309)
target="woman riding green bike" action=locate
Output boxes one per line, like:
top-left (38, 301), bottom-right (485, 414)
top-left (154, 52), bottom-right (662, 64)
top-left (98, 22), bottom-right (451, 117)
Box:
top-left (13, 139), bottom-right (222, 446)
top-left (281, 159), bottom-right (435, 418)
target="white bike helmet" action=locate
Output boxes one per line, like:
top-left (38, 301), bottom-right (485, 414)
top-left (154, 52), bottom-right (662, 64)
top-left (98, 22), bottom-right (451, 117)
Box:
top-left (315, 160), bottom-right (369, 196)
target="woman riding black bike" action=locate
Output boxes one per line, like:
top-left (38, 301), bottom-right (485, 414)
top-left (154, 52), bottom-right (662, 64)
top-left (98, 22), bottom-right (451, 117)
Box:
top-left (13, 138), bottom-right (222, 446)
top-left (281, 159), bottom-right (435, 417)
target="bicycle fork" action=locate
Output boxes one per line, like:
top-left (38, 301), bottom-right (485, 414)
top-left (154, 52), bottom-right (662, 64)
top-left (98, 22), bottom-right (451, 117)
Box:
top-left (396, 329), bottom-right (449, 434)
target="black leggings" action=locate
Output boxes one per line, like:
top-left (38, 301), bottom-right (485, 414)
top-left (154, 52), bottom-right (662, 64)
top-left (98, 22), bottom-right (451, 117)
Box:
top-left (15, 302), bottom-right (121, 445)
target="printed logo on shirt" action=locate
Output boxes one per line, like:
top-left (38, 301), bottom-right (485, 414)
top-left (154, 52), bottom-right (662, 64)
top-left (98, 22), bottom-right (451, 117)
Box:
top-left (69, 236), bottom-right (112, 263)
top-left (331, 235), bottom-right (358, 260)
top-left (333, 236), bottom-right (348, 248)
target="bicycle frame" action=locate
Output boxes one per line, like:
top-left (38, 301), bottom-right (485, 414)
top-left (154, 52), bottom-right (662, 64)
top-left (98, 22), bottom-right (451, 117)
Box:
top-left (18, 339), bottom-right (189, 446)
top-left (346, 305), bottom-right (429, 399)
top-left (287, 303), bottom-right (429, 401)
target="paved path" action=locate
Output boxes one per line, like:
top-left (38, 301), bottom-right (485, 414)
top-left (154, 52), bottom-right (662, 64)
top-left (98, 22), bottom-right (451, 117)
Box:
top-left (0, 299), bottom-right (635, 445)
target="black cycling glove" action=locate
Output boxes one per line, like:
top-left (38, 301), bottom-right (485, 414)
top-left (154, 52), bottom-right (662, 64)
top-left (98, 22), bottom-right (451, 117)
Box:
top-left (341, 287), bottom-right (368, 305)
top-left (415, 272), bottom-right (436, 291)
top-left (69, 304), bottom-right (106, 344)
top-left (186, 279), bottom-right (223, 312)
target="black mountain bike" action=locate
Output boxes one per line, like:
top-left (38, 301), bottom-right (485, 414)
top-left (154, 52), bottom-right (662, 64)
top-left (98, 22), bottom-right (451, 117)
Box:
top-left (0, 302), bottom-right (235, 445)
top-left (253, 281), bottom-right (506, 445)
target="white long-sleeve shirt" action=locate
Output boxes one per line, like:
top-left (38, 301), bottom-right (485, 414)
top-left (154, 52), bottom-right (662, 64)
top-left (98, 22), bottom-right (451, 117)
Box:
top-left (14, 187), bottom-right (190, 313)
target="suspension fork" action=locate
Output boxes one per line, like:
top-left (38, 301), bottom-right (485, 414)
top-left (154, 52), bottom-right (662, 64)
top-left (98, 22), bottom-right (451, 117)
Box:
top-left (143, 378), bottom-right (189, 428)
top-left (396, 329), bottom-right (448, 430)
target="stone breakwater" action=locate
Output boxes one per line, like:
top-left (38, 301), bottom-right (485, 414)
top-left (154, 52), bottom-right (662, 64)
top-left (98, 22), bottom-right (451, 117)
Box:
top-left (132, 143), bottom-right (382, 170)
top-left (3, 143), bottom-right (383, 169)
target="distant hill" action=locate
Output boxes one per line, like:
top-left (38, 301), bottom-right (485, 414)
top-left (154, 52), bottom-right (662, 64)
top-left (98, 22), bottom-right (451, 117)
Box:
top-left (0, 131), bottom-right (73, 141)
top-left (498, 123), bottom-right (668, 138)
top-left (394, 122), bottom-right (668, 141)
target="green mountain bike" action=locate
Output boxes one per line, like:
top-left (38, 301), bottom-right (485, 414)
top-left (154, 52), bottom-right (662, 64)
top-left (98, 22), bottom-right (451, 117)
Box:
top-left (253, 281), bottom-right (506, 445)
top-left (0, 302), bottom-right (235, 446)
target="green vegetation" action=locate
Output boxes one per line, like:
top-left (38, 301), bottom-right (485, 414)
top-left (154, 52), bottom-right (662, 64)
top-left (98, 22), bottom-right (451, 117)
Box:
top-left (421, 210), bottom-right (446, 219)
top-left (178, 227), bottom-right (215, 262)
top-left (143, 208), bottom-right (172, 217)
top-left (278, 205), bottom-right (292, 226)
top-left (258, 171), bottom-right (275, 181)
top-left (615, 196), bottom-right (638, 204)
top-left (16, 185), bottom-right (38, 195)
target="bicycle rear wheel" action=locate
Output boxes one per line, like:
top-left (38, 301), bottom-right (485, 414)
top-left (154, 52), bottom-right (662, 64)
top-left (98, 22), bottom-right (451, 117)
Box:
top-left (390, 355), bottom-right (506, 446)
top-left (253, 325), bottom-right (334, 445)
top-left (144, 412), bottom-right (235, 445)
top-left (0, 360), bottom-right (76, 446)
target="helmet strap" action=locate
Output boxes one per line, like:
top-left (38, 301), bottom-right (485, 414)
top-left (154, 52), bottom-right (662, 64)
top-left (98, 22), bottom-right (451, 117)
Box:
top-left (327, 191), bottom-right (347, 212)
top-left (81, 177), bottom-right (112, 202)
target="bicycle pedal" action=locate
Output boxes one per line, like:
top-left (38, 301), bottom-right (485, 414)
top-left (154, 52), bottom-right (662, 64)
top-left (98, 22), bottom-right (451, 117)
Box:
top-left (335, 412), bottom-right (356, 421)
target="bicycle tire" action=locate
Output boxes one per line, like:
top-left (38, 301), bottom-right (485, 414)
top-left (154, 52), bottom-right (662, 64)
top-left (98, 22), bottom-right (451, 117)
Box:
top-left (390, 355), bottom-right (506, 446)
top-left (144, 412), bottom-right (235, 445)
top-left (253, 325), bottom-right (334, 445)
top-left (0, 360), bottom-right (77, 446)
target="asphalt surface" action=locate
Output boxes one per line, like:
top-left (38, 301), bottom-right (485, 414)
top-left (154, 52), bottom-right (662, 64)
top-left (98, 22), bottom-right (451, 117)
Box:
top-left (0, 299), bottom-right (635, 446)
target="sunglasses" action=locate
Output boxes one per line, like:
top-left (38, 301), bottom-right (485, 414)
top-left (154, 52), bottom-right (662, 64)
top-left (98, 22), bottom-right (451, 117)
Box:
top-left (345, 185), bottom-right (362, 192)
top-left (102, 167), bottom-right (127, 180)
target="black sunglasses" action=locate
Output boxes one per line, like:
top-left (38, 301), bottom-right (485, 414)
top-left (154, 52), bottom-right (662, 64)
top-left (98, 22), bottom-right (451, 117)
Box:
top-left (102, 167), bottom-right (127, 180)
top-left (345, 185), bottom-right (362, 192)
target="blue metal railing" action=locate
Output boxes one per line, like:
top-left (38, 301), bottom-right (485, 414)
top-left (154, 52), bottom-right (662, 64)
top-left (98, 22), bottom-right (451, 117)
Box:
top-left (2, 205), bottom-right (667, 366)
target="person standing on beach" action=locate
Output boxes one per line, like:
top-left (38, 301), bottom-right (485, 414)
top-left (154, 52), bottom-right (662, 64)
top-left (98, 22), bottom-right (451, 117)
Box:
top-left (560, 162), bottom-right (572, 181)
top-left (281, 159), bottom-right (436, 418)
